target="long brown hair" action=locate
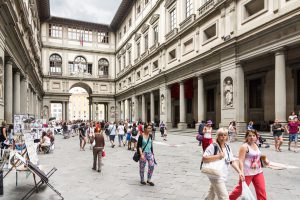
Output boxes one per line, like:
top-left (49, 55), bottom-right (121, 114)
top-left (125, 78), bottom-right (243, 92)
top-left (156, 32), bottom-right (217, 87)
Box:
top-left (244, 130), bottom-right (258, 143)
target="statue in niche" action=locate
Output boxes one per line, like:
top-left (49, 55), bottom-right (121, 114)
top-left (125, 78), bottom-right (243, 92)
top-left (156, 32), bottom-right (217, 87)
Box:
top-left (0, 57), bottom-right (3, 99)
top-left (43, 106), bottom-right (49, 118)
top-left (160, 94), bottom-right (165, 115)
top-left (224, 77), bottom-right (233, 108)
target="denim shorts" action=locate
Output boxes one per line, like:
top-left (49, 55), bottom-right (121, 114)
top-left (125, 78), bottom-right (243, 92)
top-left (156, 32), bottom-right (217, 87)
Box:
top-left (289, 133), bottom-right (298, 142)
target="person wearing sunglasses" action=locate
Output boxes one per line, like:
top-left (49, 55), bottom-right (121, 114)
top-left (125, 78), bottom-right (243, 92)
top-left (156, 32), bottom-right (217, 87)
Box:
top-left (202, 128), bottom-right (243, 200)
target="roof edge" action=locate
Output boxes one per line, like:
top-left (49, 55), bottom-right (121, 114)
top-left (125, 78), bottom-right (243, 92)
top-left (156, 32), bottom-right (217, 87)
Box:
top-left (110, 0), bottom-right (135, 31)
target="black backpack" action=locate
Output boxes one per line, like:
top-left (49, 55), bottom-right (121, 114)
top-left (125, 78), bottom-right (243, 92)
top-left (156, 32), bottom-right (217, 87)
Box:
top-left (132, 127), bottom-right (138, 136)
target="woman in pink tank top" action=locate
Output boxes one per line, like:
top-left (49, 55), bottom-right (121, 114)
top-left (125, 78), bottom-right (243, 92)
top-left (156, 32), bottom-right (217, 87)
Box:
top-left (229, 130), bottom-right (268, 200)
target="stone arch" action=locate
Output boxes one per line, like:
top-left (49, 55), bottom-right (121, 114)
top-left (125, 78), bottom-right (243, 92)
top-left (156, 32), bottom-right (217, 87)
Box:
top-left (69, 82), bottom-right (92, 95)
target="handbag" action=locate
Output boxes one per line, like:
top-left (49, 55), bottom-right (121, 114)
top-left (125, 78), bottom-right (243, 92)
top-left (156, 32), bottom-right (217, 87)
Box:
top-left (102, 150), bottom-right (106, 157)
top-left (201, 143), bottom-right (229, 179)
top-left (133, 136), bottom-right (150, 162)
top-left (201, 158), bottom-right (225, 179)
top-left (196, 134), bottom-right (203, 141)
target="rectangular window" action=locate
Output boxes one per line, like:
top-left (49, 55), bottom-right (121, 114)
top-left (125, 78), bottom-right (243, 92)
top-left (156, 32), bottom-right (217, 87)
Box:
top-left (88, 64), bottom-right (92, 74)
top-left (137, 71), bottom-right (141, 79)
top-left (123, 55), bottom-right (126, 68)
top-left (170, 9), bottom-right (177, 31)
top-left (128, 51), bottom-right (132, 65)
top-left (128, 77), bottom-right (132, 84)
top-left (249, 78), bottom-right (262, 108)
top-left (119, 32), bottom-right (122, 40)
top-left (124, 25), bottom-right (127, 34)
top-left (98, 32), bottom-right (109, 43)
top-left (137, 5), bottom-right (141, 14)
top-left (137, 42), bottom-right (141, 58)
top-left (144, 34), bottom-right (148, 51)
top-left (129, 18), bottom-right (132, 27)
top-left (244, 0), bottom-right (265, 20)
top-left (145, 0), bottom-right (149, 5)
top-left (203, 23), bottom-right (216, 42)
top-left (49, 24), bottom-right (62, 38)
top-left (118, 58), bottom-right (122, 71)
top-left (153, 60), bottom-right (158, 70)
top-left (186, 0), bottom-right (193, 17)
top-left (169, 49), bottom-right (176, 61)
top-left (144, 66), bottom-right (149, 75)
top-left (153, 26), bottom-right (159, 43)
top-left (68, 27), bottom-right (92, 41)
top-left (206, 88), bottom-right (215, 112)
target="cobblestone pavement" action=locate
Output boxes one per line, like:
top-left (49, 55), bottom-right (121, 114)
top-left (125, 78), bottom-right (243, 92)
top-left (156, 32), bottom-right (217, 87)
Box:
top-left (2, 130), bottom-right (300, 200)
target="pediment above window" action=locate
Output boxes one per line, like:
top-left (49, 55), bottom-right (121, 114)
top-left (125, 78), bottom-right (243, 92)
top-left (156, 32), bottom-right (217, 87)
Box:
top-left (141, 24), bottom-right (150, 33)
top-left (165, 0), bottom-right (176, 8)
top-left (134, 33), bottom-right (141, 41)
top-left (149, 14), bottom-right (160, 25)
top-left (126, 43), bottom-right (132, 50)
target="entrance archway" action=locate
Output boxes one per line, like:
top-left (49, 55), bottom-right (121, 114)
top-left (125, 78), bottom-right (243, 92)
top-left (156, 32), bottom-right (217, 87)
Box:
top-left (69, 82), bottom-right (92, 120)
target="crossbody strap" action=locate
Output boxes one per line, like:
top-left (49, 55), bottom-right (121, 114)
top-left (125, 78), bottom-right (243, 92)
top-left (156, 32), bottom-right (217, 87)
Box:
top-left (142, 136), bottom-right (150, 153)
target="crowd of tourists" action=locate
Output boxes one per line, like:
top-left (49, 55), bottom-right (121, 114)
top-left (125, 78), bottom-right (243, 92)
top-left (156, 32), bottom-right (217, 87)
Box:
top-left (1, 110), bottom-right (299, 199)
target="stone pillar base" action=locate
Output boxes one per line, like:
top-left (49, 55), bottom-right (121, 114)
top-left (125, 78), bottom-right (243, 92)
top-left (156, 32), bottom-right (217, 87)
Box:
top-left (177, 122), bottom-right (187, 130)
top-left (195, 122), bottom-right (204, 131)
top-left (165, 122), bottom-right (173, 130)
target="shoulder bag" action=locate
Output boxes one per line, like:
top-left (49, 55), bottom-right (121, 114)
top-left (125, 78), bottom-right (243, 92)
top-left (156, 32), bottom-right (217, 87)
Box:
top-left (133, 136), bottom-right (150, 162)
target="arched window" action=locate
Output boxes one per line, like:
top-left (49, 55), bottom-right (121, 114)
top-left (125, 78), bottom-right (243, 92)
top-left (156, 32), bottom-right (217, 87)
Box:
top-left (98, 58), bottom-right (109, 76)
top-left (74, 56), bottom-right (87, 73)
top-left (49, 54), bottom-right (62, 75)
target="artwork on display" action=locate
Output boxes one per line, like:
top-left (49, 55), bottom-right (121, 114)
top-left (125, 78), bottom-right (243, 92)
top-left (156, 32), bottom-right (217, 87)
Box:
top-left (223, 77), bottom-right (233, 108)
top-left (24, 132), bottom-right (39, 165)
top-left (14, 115), bottom-right (29, 134)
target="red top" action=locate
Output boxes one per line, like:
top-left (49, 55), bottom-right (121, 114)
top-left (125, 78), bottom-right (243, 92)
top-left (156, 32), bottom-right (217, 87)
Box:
top-left (288, 122), bottom-right (299, 134)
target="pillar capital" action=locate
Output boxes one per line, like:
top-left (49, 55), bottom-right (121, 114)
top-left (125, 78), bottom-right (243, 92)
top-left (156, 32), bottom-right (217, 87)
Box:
top-left (5, 56), bottom-right (14, 65)
top-left (179, 80), bottom-right (184, 85)
top-left (196, 73), bottom-right (204, 79)
top-left (273, 47), bottom-right (286, 56)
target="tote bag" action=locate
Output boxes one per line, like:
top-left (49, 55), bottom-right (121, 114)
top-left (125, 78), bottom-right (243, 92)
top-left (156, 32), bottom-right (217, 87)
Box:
top-left (201, 158), bottom-right (225, 179)
top-left (241, 181), bottom-right (256, 200)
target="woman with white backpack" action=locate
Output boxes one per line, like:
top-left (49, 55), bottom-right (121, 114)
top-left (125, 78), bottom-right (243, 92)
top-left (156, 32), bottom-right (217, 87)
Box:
top-left (201, 128), bottom-right (243, 200)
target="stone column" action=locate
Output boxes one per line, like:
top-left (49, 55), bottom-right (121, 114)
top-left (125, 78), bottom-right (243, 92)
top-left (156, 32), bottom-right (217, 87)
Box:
top-left (275, 49), bottom-right (286, 122)
top-left (4, 59), bottom-right (13, 123)
top-left (178, 81), bottom-right (187, 129)
top-left (20, 77), bottom-right (28, 114)
top-left (118, 101), bottom-right (122, 121)
top-left (126, 99), bottom-right (130, 122)
top-left (62, 102), bottom-right (65, 121)
top-left (236, 63), bottom-right (245, 123)
top-left (132, 95), bottom-right (138, 122)
top-left (92, 103), bottom-right (96, 121)
top-left (150, 91), bottom-right (155, 122)
top-left (65, 102), bottom-right (69, 121)
top-left (88, 97), bottom-right (92, 121)
top-left (196, 75), bottom-right (205, 128)
top-left (13, 71), bottom-right (21, 115)
top-left (141, 94), bottom-right (146, 122)
top-left (166, 86), bottom-right (172, 126)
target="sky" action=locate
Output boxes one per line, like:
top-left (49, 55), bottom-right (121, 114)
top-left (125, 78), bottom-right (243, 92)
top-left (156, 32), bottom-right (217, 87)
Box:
top-left (50, 0), bottom-right (122, 24)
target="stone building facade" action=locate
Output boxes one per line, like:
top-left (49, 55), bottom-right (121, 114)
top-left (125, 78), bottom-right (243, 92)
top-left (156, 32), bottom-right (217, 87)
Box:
top-left (114, 0), bottom-right (300, 130)
top-left (1, 0), bottom-right (300, 131)
top-left (0, 0), bottom-right (43, 124)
